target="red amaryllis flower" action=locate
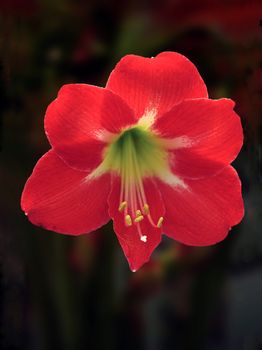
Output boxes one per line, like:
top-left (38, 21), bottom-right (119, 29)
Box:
top-left (21, 52), bottom-right (244, 271)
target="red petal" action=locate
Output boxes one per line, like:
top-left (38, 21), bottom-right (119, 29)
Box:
top-left (106, 52), bottom-right (207, 121)
top-left (157, 166), bottom-right (244, 246)
top-left (45, 84), bottom-right (136, 171)
top-left (154, 98), bottom-right (243, 178)
top-left (108, 176), bottom-right (165, 271)
top-left (21, 150), bottom-right (111, 235)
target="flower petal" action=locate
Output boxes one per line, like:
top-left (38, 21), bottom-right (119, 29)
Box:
top-left (45, 84), bottom-right (136, 171)
top-left (108, 176), bottom-right (165, 271)
top-left (154, 98), bottom-right (243, 178)
top-left (21, 150), bottom-right (111, 235)
top-left (106, 52), bottom-right (208, 122)
top-left (157, 166), bottom-right (244, 246)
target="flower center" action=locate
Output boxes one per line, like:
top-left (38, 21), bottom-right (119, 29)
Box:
top-left (102, 126), bottom-right (168, 242)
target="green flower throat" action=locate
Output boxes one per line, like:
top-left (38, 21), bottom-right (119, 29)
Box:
top-left (102, 125), bottom-right (168, 180)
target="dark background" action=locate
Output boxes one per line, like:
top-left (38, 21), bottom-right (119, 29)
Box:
top-left (1, 1), bottom-right (262, 349)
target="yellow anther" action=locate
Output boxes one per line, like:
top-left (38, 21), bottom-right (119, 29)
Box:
top-left (157, 217), bottom-right (164, 228)
top-left (134, 215), bottom-right (144, 223)
top-left (125, 214), bottom-right (132, 226)
top-left (143, 204), bottom-right (150, 215)
top-left (118, 201), bottom-right (127, 212)
top-left (136, 209), bottom-right (142, 217)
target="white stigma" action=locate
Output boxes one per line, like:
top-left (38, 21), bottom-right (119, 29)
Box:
top-left (140, 235), bottom-right (147, 243)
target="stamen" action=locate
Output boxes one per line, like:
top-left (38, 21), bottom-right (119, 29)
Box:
top-left (125, 215), bottom-right (132, 226)
top-left (135, 209), bottom-right (142, 217)
top-left (118, 201), bottom-right (127, 212)
top-left (143, 204), bottom-right (149, 215)
top-left (134, 215), bottom-right (144, 223)
top-left (115, 126), bottom-right (166, 241)
top-left (157, 217), bottom-right (164, 228)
